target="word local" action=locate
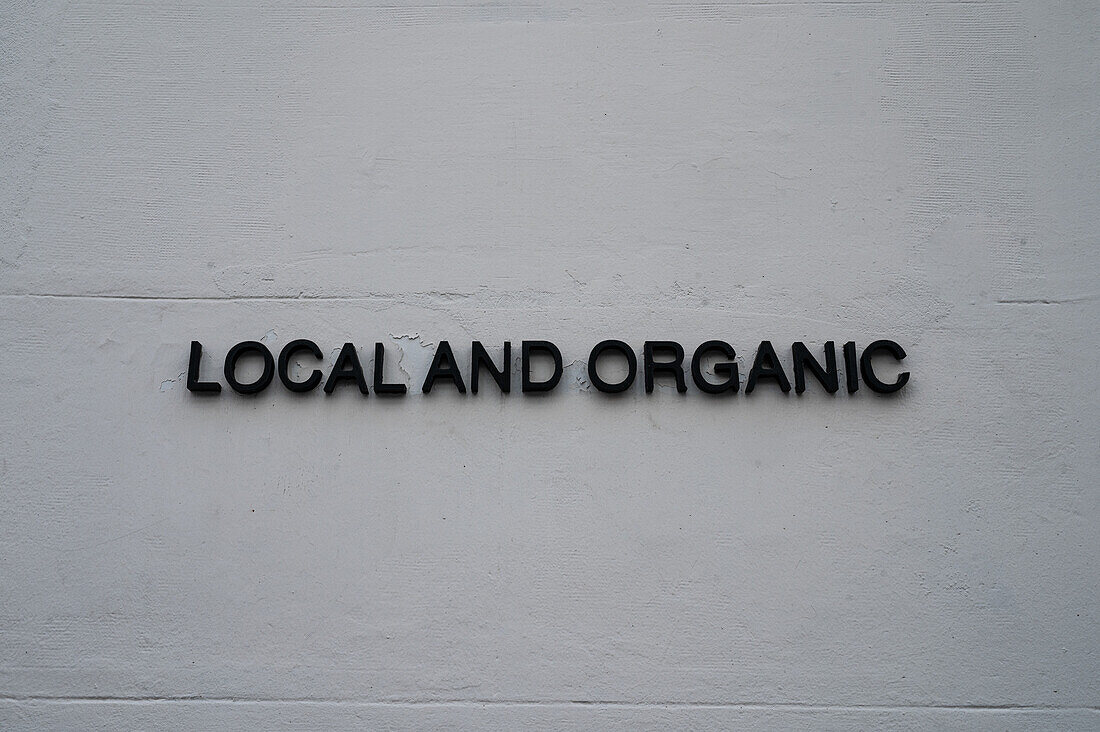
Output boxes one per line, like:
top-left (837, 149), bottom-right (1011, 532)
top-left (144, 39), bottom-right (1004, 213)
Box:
top-left (187, 339), bottom-right (909, 396)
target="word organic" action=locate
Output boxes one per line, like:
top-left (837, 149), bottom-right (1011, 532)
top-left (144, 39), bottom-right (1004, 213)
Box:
top-left (187, 339), bottom-right (909, 396)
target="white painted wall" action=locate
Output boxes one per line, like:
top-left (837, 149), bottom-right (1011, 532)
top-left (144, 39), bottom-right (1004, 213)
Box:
top-left (1, 1), bottom-right (1097, 729)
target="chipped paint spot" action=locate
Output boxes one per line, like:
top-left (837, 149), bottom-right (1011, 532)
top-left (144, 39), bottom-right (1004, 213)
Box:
top-left (159, 371), bottom-right (185, 392)
top-left (390, 334), bottom-right (436, 392)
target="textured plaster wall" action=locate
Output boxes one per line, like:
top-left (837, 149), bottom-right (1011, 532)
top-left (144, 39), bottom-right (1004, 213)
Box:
top-left (1, 1), bottom-right (1097, 729)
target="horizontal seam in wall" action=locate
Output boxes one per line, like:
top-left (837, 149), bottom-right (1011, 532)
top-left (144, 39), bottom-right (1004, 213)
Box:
top-left (3, 293), bottom-right (1099, 305)
top-left (4, 294), bottom-right (404, 302)
top-left (0, 698), bottom-right (1097, 711)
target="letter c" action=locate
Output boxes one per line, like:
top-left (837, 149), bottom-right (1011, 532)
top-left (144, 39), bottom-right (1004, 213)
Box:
top-left (278, 339), bottom-right (323, 392)
top-left (859, 340), bottom-right (910, 394)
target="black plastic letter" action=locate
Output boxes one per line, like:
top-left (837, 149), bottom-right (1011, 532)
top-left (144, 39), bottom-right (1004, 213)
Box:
top-left (843, 341), bottom-right (859, 393)
top-left (859, 340), bottom-right (910, 394)
top-left (423, 340), bottom-right (467, 394)
top-left (792, 341), bottom-right (839, 394)
top-left (224, 341), bottom-right (275, 395)
top-left (690, 340), bottom-right (738, 394)
top-left (744, 341), bottom-right (791, 394)
top-left (187, 341), bottom-right (221, 394)
top-left (587, 340), bottom-right (637, 394)
top-left (374, 342), bottom-right (407, 395)
top-left (278, 339), bottom-right (323, 393)
top-left (522, 341), bottom-right (563, 393)
top-left (324, 342), bottom-right (369, 395)
top-left (643, 341), bottom-right (687, 393)
top-left (471, 341), bottom-right (511, 394)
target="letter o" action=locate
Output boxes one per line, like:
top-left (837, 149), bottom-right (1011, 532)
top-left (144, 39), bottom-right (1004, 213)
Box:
top-left (588, 340), bottom-right (637, 393)
top-left (224, 341), bottom-right (275, 394)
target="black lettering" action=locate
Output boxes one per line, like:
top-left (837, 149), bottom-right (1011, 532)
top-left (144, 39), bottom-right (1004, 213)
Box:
top-left (792, 341), bottom-right (839, 394)
top-left (522, 340), bottom-right (562, 393)
top-left (373, 342), bottom-right (407, 395)
top-left (324, 342), bottom-right (369, 394)
top-left (843, 341), bottom-right (859, 393)
top-left (423, 340), bottom-right (466, 394)
top-left (744, 340), bottom-right (791, 394)
top-left (587, 340), bottom-right (636, 393)
top-left (224, 341), bottom-right (275, 395)
top-left (471, 341), bottom-right (511, 394)
top-left (186, 341), bottom-right (221, 394)
top-left (690, 340), bottom-right (738, 394)
top-left (643, 341), bottom-right (687, 393)
top-left (278, 339), bottom-right (323, 393)
top-left (860, 340), bottom-right (910, 393)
